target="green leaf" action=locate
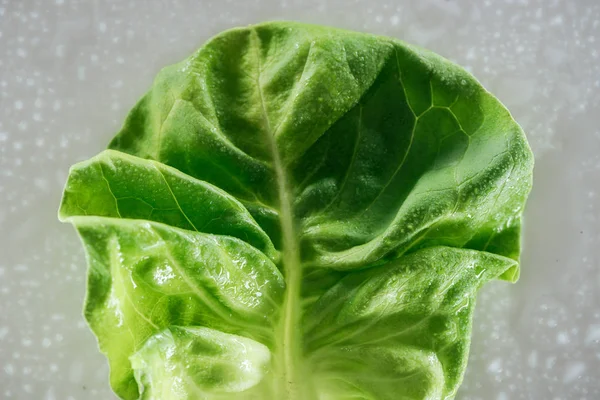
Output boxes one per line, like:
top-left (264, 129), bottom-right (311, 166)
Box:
top-left (59, 150), bottom-right (278, 261)
top-left (59, 21), bottom-right (533, 400)
top-left (130, 326), bottom-right (272, 399)
top-left (304, 247), bottom-right (516, 399)
top-left (69, 217), bottom-right (283, 398)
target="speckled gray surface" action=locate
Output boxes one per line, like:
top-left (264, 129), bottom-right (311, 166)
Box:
top-left (1, 0), bottom-right (599, 399)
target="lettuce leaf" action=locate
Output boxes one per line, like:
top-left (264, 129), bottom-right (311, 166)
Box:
top-left (59, 21), bottom-right (533, 400)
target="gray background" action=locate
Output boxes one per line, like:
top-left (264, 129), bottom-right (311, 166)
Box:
top-left (1, 0), bottom-right (599, 399)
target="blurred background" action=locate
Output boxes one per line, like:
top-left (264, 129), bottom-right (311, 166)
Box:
top-left (1, 0), bottom-right (599, 398)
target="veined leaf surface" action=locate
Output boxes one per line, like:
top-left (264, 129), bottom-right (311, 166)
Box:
top-left (59, 21), bottom-right (533, 400)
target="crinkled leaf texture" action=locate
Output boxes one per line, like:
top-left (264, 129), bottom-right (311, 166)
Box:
top-left (59, 22), bottom-right (533, 400)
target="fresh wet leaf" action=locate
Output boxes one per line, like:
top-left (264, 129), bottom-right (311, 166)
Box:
top-left (59, 21), bottom-right (533, 400)
top-left (304, 247), bottom-right (517, 399)
top-left (130, 326), bottom-right (272, 399)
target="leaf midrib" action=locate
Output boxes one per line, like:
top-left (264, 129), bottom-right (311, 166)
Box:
top-left (250, 28), bottom-right (304, 400)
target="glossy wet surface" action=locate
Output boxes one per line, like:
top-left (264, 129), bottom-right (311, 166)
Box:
top-left (1, 0), bottom-right (599, 398)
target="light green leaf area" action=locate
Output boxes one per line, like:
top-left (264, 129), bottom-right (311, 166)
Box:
top-left (130, 326), bottom-right (272, 400)
top-left (59, 21), bottom-right (533, 400)
top-left (65, 216), bottom-right (283, 399)
top-left (305, 247), bottom-right (516, 400)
